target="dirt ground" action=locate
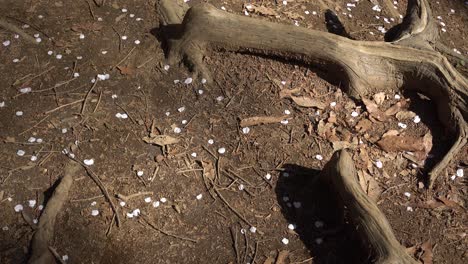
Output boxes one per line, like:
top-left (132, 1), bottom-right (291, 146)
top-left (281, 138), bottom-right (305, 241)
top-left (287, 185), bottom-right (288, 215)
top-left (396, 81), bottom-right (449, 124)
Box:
top-left (0, 0), bottom-right (467, 263)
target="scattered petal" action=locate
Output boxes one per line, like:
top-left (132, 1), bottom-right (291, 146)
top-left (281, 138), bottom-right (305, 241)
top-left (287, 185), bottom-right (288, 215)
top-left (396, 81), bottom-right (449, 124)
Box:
top-left (91, 209), bottom-right (99, 216)
top-left (83, 159), bottom-right (94, 166)
top-left (281, 238), bottom-right (289, 245)
top-left (17, 149), bottom-right (25, 156)
top-left (218, 147), bottom-right (226, 154)
top-left (196, 194), bottom-right (203, 200)
top-left (14, 204), bottom-right (23, 212)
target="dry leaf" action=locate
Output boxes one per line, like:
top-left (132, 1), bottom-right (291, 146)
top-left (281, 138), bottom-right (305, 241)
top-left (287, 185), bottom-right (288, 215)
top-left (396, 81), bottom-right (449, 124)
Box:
top-left (201, 160), bottom-right (215, 181)
top-left (420, 241), bottom-right (433, 264)
top-left (245, 4), bottom-right (278, 17)
top-left (363, 98), bottom-right (387, 121)
top-left (71, 22), bottom-right (103, 32)
top-left (355, 119), bottom-right (372, 133)
top-left (436, 197), bottom-right (465, 212)
top-left (279, 88), bottom-right (301, 98)
top-left (382, 130), bottom-right (399, 137)
top-left (117, 66), bottom-right (135, 75)
top-left (373, 92), bottom-right (386, 105)
top-left (290, 95), bottom-right (326, 109)
top-left (283, 11), bottom-right (304, 20)
top-left (384, 100), bottom-right (408, 116)
top-left (275, 250), bottom-right (290, 264)
top-left (332, 141), bottom-right (352, 151)
top-left (395, 110), bottom-right (416, 120)
top-left (143, 135), bottom-right (179, 146)
top-left (377, 135), bottom-right (425, 153)
top-left (240, 116), bottom-right (286, 127)
top-left (357, 170), bottom-right (382, 201)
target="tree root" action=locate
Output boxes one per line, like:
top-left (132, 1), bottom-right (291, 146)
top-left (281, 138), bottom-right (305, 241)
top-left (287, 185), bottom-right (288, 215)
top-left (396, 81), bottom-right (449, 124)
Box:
top-left (321, 150), bottom-right (418, 264)
top-left (156, 0), bottom-right (467, 188)
top-left (28, 160), bottom-right (80, 264)
top-left (0, 17), bottom-right (38, 45)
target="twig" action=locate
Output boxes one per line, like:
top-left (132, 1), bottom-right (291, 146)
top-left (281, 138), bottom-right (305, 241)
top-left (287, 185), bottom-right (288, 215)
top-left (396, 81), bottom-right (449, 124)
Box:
top-left (214, 188), bottom-right (253, 226)
top-left (81, 79), bottom-right (99, 114)
top-left (93, 90), bottom-right (103, 113)
top-left (13, 66), bottom-right (55, 87)
top-left (137, 56), bottom-right (156, 68)
top-left (70, 195), bottom-right (104, 202)
top-left (68, 156), bottom-right (121, 227)
top-left (230, 227), bottom-right (240, 264)
top-left (44, 99), bottom-right (84, 115)
top-left (141, 216), bottom-right (198, 243)
top-left (116, 191), bottom-right (153, 202)
top-left (113, 46), bottom-right (136, 69)
top-left (85, 0), bottom-right (96, 19)
top-left (0, 17), bottom-right (37, 44)
top-left (19, 114), bottom-right (50, 135)
top-left (48, 247), bottom-right (67, 264)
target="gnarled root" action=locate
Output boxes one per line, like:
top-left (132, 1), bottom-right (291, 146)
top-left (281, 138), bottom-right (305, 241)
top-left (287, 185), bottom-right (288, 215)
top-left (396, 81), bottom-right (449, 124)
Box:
top-left (156, 0), bottom-right (467, 188)
top-left (322, 150), bottom-right (418, 264)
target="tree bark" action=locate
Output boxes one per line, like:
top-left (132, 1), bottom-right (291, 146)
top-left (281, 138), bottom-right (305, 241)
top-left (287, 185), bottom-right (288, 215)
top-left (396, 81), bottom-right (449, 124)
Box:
top-left (156, 0), bottom-right (467, 188)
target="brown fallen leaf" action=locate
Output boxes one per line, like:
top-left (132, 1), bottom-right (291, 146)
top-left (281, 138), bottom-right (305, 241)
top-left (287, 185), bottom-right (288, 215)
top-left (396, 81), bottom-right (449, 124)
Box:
top-left (382, 130), bottom-right (399, 137)
top-left (143, 135), bottom-right (179, 146)
top-left (436, 197), bottom-right (465, 212)
top-left (283, 11), bottom-right (304, 20)
top-left (279, 88), bottom-right (301, 98)
top-left (355, 119), bottom-right (372, 133)
top-left (357, 170), bottom-right (382, 201)
top-left (71, 22), bottom-right (103, 32)
top-left (289, 95), bottom-right (326, 109)
top-left (395, 110), bottom-right (416, 120)
top-left (201, 160), bottom-right (215, 182)
top-left (420, 241), bottom-right (433, 264)
top-left (362, 98), bottom-right (387, 121)
top-left (275, 250), bottom-right (289, 264)
top-left (240, 116), bottom-right (286, 127)
top-left (263, 256), bottom-right (275, 264)
top-left (245, 4), bottom-right (278, 17)
top-left (117, 66), bottom-right (135, 76)
top-left (373, 92), bottom-right (386, 105)
top-left (377, 135), bottom-right (425, 153)
top-left (384, 100), bottom-right (408, 116)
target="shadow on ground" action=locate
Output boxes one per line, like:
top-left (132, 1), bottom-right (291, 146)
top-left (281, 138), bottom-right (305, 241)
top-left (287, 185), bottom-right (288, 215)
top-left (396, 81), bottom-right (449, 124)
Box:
top-left (276, 164), bottom-right (369, 264)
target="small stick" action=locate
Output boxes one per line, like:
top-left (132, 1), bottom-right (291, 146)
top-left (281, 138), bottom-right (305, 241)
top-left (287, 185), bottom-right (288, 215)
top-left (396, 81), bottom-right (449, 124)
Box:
top-left (0, 17), bottom-right (37, 44)
top-left (93, 90), bottom-right (103, 113)
top-left (85, 0), bottom-right (96, 19)
top-left (48, 246), bottom-right (67, 264)
top-left (81, 79), bottom-right (99, 114)
top-left (70, 195), bottom-right (104, 202)
top-left (44, 99), bottom-right (84, 115)
top-left (13, 66), bottom-right (55, 87)
top-left (214, 188), bottom-right (253, 226)
top-left (19, 114), bottom-right (50, 135)
top-left (68, 156), bottom-right (121, 227)
top-left (137, 56), bottom-right (156, 68)
top-left (113, 46), bottom-right (136, 69)
top-left (230, 227), bottom-right (240, 264)
top-left (202, 146), bottom-right (218, 160)
top-left (116, 191), bottom-right (153, 202)
top-left (141, 216), bottom-right (198, 243)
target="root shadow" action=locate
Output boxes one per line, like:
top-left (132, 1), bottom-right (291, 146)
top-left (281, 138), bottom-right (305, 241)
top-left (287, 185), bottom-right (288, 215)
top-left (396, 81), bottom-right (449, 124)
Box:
top-left (275, 164), bottom-right (369, 263)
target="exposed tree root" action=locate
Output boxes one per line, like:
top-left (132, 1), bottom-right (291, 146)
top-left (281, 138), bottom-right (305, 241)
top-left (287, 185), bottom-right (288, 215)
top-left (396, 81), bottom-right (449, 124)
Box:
top-left (0, 17), bottom-right (38, 45)
top-left (28, 160), bottom-right (80, 264)
top-left (321, 150), bottom-right (418, 264)
top-left (157, 0), bottom-right (467, 188)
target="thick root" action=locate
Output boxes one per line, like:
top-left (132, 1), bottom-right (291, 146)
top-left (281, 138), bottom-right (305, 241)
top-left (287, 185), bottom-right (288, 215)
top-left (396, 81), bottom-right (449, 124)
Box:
top-left (322, 150), bottom-right (418, 264)
top-left (156, 0), bottom-right (467, 187)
